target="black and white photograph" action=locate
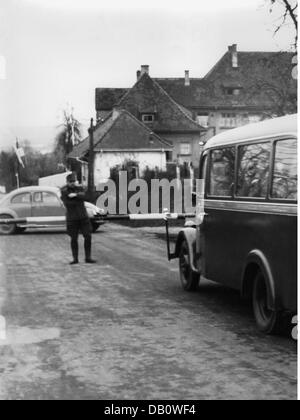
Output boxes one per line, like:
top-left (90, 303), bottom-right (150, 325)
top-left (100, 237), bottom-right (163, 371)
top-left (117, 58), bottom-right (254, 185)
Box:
top-left (0, 0), bottom-right (298, 402)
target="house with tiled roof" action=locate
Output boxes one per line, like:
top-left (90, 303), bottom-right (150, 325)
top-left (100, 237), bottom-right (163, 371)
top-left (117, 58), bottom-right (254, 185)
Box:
top-left (155, 45), bottom-right (297, 141)
top-left (96, 66), bottom-right (204, 168)
top-left (69, 109), bottom-right (172, 185)
top-left (90, 44), bottom-right (296, 182)
top-left (96, 45), bottom-right (296, 160)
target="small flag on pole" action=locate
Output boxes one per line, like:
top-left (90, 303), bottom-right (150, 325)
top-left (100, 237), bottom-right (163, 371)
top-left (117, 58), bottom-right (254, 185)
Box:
top-left (14, 140), bottom-right (25, 168)
top-left (71, 116), bottom-right (75, 146)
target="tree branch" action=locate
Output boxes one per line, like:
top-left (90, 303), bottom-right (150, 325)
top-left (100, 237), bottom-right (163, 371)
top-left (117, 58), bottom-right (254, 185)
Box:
top-left (282, 0), bottom-right (298, 29)
top-left (270, 0), bottom-right (298, 49)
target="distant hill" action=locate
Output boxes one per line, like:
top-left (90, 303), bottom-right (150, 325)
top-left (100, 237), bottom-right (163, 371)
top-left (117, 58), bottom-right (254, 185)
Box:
top-left (0, 124), bottom-right (89, 153)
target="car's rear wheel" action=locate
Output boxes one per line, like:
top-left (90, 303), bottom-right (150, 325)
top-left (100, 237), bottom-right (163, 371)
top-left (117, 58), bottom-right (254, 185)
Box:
top-left (179, 240), bottom-right (200, 291)
top-left (0, 214), bottom-right (17, 235)
top-left (252, 271), bottom-right (281, 334)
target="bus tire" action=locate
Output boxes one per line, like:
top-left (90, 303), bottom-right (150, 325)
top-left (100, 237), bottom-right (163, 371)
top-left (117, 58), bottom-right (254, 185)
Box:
top-left (0, 214), bottom-right (17, 235)
top-left (179, 239), bottom-right (200, 292)
top-left (253, 270), bottom-right (281, 334)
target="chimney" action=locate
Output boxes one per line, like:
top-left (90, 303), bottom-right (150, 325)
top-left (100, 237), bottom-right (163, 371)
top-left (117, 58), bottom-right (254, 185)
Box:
top-left (140, 65), bottom-right (149, 76)
top-left (228, 44), bottom-right (238, 68)
top-left (185, 70), bottom-right (190, 87)
top-left (137, 70), bottom-right (141, 81)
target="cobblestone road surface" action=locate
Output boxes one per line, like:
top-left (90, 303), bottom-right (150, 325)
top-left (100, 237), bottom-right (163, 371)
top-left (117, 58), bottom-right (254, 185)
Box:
top-left (0, 224), bottom-right (297, 400)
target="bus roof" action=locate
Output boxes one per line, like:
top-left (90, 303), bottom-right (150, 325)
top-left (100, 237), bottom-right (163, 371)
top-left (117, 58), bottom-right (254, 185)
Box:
top-left (204, 114), bottom-right (297, 150)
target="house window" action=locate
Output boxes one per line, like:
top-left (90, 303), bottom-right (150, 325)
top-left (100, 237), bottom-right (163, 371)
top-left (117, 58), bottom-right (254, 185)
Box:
top-left (166, 151), bottom-right (173, 162)
top-left (225, 88), bottom-right (234, 95)
top-left (142, 114), bottom-right (155, 123)
top-left (248, 115), bottom-right (261, 124)
top-left (197, 113), bottom-right (209, 128)
top-left (130, 166), bottom-right (139, 179)
top-left (180, 143), bottom-right (192, 155)
top-left (224, 88), bottom-right (241, 96)
top-left (221, 113), bottom-right (237, 128)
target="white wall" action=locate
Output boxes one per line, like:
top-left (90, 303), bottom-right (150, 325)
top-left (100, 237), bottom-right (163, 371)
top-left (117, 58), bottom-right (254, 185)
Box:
top-left (161, 133), bottom-right (201, 168)
top-left (201, 111), bottom-right (266, 144)
top-left (39, 171), bottom-right (72, 188)
top-left (94, 151), bottom-right (167, 184)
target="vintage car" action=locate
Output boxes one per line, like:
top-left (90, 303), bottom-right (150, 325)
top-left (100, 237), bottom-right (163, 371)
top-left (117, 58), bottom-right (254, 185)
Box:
top-left (0, 186), bottom-right (104, 235)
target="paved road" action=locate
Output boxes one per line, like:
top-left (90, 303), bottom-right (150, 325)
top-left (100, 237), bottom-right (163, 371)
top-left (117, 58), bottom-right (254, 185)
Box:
top-left (0, 224), bottom-right (297, 400)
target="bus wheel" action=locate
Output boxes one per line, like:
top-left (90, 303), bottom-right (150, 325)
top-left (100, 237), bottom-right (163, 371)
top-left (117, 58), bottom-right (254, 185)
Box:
top-left (252, 271), bottom-right (280, 334)
top-left (179, 240), bottom-right (200, 292)
top-left (0, 214), bottom-right (17, 235)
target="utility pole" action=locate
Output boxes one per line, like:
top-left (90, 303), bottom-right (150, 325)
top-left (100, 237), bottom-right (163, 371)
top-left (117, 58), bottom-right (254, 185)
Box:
top-left (87, 118), bottom-right (95, 203)
top-left (15, 138), bottom-right (20, 189)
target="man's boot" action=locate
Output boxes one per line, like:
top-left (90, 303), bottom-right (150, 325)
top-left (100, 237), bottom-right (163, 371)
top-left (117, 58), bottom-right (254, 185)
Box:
top-left (84, 235), bottom-right (96, 264)
top-left (70, 237), bottom-right (79, 264)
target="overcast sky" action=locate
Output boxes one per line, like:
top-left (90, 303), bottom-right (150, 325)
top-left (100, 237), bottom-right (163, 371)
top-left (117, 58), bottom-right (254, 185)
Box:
top-left (0, 0), bottom-right (296, 150)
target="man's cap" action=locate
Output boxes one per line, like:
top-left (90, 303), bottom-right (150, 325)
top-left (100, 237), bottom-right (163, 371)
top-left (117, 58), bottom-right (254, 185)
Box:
top-left (66, 173), bottom-right (77, 182)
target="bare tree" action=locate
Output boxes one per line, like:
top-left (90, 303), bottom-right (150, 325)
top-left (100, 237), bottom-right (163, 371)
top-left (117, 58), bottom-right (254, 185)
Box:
top-left (269, 0), bottom-right (298, 49)
top-left (54, 108), bottom-right (82, 165)
top-left (246, 52), bottom-right (297, 117)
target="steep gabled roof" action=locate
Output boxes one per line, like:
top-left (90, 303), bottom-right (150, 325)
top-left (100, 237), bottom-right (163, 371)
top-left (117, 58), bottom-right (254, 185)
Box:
top-left (154, 78), bottom-right (208, 109)
top-left (68, 109), bottom-right (172, 159)
top-left (156, 51), bottom-right (296, 111)
top-left (95, 88), bottom-right (129, 111)
top-left (115, 72), bottom-right (203, 132)
top-left (202, 51), bottom-right (296, 109)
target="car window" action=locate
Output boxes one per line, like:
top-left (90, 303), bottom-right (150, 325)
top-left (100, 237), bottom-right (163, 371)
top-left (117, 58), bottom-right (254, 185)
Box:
top-left (237, 142), bottom-right (271, 198)
top-left (271, 139), bottom-right (297, 200)
top-left (209, 147), bottom-right (235, 197)
top-left (11, 193), bottom-right (31, 204)
top-left (43, 192), bottom-right (61, 205)
top-left (33, 192), bottom-right (43, 203)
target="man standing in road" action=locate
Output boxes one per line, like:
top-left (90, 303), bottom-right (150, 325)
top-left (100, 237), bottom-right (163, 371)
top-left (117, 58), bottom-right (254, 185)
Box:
top-left (61, 173), bottom-right (96, 265)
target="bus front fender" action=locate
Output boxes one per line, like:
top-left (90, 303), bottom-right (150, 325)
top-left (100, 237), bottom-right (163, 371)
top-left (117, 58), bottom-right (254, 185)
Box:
top-left (174, 228), bottom-right (199, 273)
top-left (242, 250), bottom-right (276, 311)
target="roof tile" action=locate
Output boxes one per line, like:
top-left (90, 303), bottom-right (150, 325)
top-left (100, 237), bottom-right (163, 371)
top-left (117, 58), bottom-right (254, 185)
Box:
top-left (69, 110), bottom-right (172, 158)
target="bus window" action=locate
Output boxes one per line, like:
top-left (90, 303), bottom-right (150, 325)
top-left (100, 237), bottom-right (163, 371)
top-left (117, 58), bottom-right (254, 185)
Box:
top-left (271, 139), bottom-right (297, 200)
top-left (209, 147), bottom-right (235, 197)
top-left (237, 142), bottom-right (271, 198)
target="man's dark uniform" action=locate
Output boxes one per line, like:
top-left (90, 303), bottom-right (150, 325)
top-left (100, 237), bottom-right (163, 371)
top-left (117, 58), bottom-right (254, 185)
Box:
top-left (61, 179), bottom-right (93, 264)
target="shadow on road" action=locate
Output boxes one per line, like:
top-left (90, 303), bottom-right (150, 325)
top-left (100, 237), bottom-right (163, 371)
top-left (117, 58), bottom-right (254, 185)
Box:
top-left (187, 279), bottom-right (295, 341)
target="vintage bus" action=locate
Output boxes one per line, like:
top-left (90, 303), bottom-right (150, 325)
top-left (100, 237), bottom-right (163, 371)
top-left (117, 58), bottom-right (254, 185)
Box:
top-left (172, 114), bottom-right (297, 334)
